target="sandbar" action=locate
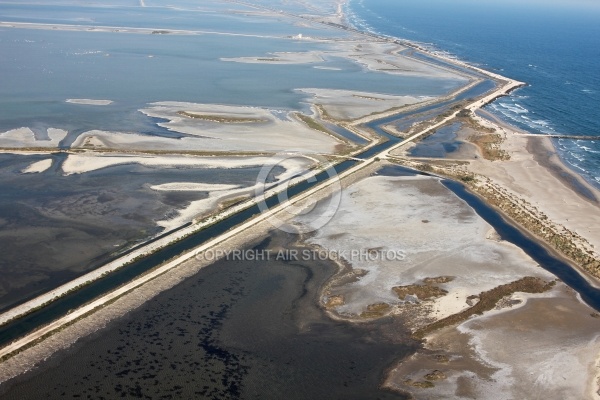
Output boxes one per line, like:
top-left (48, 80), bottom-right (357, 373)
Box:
top-left (21, 159), bottom-right (53, 174)
top-left (0, 127), bottom-right (68, 148)
top-left (65, 99), bottom-right (113, 106)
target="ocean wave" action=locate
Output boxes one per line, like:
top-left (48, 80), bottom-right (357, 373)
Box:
top-left (558, 139), bottom-right (600, 188)
top-left (346, 0), bottom-right (600, 190)
top-left (488, 101), bottom-right (558, 134)
top-left (569, 151), bottom-right (586, 162)
top-left (500, 103), bottom-right (529, 114)
top-left (575, 143), bottom-right (600, 154)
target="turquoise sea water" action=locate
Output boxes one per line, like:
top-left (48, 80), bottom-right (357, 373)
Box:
top-left (347, 0), bottom-right (600, 187)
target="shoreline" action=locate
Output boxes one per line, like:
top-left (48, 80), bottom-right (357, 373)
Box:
top-left (478, 108), bottom-right (600, 195)
top-left (0, 14), bottom-right (554, 363)
top-left (395, 111), bottom-right (600, 284)
top-left (1, 1), bottom-right (599, 393)
top-left (527, 136), bottom-right (598, 204)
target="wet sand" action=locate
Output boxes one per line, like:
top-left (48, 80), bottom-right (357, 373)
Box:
top-left (291, 166), bottom-right (600, 399)
top-left (465, 115), bottom-right (600, 262)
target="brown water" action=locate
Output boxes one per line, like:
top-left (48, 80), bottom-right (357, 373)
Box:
top-left (0, 232), bottom-right (416, 399)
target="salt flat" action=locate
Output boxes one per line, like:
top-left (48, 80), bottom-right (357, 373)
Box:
top-left (297, 168), bottom-right (600, 399)
top-left (300, 172), bottom-right (551, 321)
top-left (0, 128), bottom-right (68, 148)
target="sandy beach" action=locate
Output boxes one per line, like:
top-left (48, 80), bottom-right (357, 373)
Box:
top-left (468, 114), bottom-right (600, 251)
top-left (1, 0), bottom-right (599, 397)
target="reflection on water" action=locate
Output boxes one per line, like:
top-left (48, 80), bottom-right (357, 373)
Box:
top-left (409, 123), bottom-right (462, 158)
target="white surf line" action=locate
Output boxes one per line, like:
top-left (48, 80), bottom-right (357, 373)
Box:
top-left (381, 79), bottom-right (525, 158)
top-left (0, 11), bottom-right (525, 358)
top-left (0, 79), bottom-right (520, 358)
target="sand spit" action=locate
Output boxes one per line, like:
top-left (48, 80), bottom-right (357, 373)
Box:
top-left (223, 41), bottom-right (468, 81)
top-left (149, 182), bottom-right (240, 192)
top-left (0, 127), bottom-right (68, 148)
top-left (149, 182), bottom-right (244, 229)
top-left (61, 153), bottom-right (302, 176)
top-left (0, 21), bottom-right (290, 40)
top-left (337, 41), bottom-right (469, 80)
top-left (65, 99), bottom-right (113, 106)
top-left (72, 102), bottom-right (343, 153)
top-left (297, 88), bottom-right (431, 121)
top-left (146, 156), bottom-right (312, 231)
top-left (21, 159), bottom-right (53, 174)
top-left (221, 50), bottom-right (324, 64)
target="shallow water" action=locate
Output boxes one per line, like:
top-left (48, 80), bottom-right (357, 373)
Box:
top-left (409, 123), bottom-right (462, 158)
top-left (0, 18), bottom-right (462, 134)
top-left (0, 233), bottom-right (415, 399)
top-left (0, 154), bottom-right (259, 310)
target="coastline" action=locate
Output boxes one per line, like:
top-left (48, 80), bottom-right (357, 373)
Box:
top-left (391, 110), bottom-right (600, 286)
top-left (1, 0), bottom-right (599, 396)
top-left (468, 113), bottom-right (600, 252)
top-left (0, 154), bottom-right (373, 386)
top-left (527, 136), bottom-right (598, 204)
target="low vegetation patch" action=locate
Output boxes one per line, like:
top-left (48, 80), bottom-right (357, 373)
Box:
top-left (324, 295), bottom-right (345, 309)
top-left (393, 276), bottom-right (453, 301)
top-left (468, 133), bottom-right (510, 161)
top-left (359, 302), bottom-right (391, 319)
top-left (177, 111), bottom-right (267, 124)
top-left (219, 195), bottom-right (250, 210)
top-left (424, 370), bottom-right (447, 381)
top-left (413, 277), bottom-right (555, 339)
top-left (393, 285), bottom-right (448, 301)
top-left (294, 113), bottom-right (333, 136)
top-left (404, 379), bottom-right (435, 389)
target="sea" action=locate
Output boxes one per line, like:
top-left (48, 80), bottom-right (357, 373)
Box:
top-left (347, 0), bottom-right (600, 188)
